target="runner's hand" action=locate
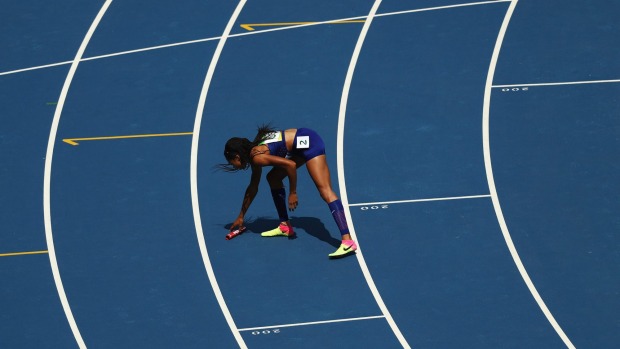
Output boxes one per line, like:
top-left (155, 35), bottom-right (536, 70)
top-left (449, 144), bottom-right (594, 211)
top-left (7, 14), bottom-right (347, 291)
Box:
top-left (288, 192), bottom-right (298, 211)
top-left (230, 216), bottom-right (244, 231)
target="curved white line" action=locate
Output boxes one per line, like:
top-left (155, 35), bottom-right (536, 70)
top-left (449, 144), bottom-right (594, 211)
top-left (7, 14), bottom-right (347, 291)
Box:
top-left (482, 1), bottom-right (576, 348)
top-left (43, 1), bottom-right (114, 348)
top-left (336, 1), bottom-right (411, 348)
top-left (190, 1), bottom-right (248, 348)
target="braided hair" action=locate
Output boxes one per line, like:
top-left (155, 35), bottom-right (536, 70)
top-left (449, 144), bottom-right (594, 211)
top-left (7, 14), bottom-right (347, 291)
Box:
top-left (219, 124), bottom-right (277, 172)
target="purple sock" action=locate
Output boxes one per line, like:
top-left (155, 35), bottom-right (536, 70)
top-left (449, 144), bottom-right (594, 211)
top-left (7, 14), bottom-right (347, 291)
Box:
top-left (271, 188), bottom-right (289, 222)
top-left (328, 199), bottom-right (349, 236)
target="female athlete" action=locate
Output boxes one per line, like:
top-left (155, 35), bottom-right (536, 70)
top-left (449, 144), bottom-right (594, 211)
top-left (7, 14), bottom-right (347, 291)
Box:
top-left (221, 125), bottom-right (357, 258)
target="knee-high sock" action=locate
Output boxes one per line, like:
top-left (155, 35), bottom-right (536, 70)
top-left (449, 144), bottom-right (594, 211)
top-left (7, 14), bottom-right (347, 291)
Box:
top-left (271, 188), bottom-right (289, 222)
top-left (328, 199), bottom-right (349, 236)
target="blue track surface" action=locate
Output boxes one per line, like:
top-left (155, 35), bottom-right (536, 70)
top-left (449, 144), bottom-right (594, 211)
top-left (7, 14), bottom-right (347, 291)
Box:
top-left (1, 1), bottom-right (618, 348)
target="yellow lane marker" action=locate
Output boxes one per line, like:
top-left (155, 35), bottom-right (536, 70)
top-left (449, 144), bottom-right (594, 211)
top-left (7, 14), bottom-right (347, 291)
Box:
top-left (0, 250), bottom-right (49, 257)
top-left (63, 132), bottom-right (193, 146)
top-left (240, 20), bottom-right (365, 31)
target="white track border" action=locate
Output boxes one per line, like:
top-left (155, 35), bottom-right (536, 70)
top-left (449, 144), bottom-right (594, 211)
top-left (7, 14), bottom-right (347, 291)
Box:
top-left (482, 1), bottom-right (576, 348)
top-left (336, 1), bottom-right (411, 348)
top-left (43, 1), bottom-right (114, 348)
top-left (190, 1), bottom-right (248, 348)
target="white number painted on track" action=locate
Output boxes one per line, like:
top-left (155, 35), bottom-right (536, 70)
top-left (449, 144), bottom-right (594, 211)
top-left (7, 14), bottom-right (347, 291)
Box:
top-left (501, 87), bottom-right (528, 92)
top-left (251, 329), bottom-right (281, 336)
top-left (360, 205), bottom-right (389, 211)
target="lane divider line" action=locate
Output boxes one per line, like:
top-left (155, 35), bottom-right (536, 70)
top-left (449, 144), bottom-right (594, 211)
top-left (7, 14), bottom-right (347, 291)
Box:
top-left (337, 1), bottom-right (412, 348)
top-left (189, 1), bottom-right (248, 348)
top-left (43, 1), bottom-right (114, 348)
top-left (482, 1), bottom-right (576, 348)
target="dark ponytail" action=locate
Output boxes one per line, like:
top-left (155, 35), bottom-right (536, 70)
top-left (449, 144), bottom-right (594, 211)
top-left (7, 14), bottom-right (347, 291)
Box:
top-left (252, 123), bottom-right (277, 145)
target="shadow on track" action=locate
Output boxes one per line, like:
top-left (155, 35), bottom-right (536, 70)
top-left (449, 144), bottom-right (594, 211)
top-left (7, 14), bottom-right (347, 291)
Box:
top-left (225, 216), bottom-right (342, 248)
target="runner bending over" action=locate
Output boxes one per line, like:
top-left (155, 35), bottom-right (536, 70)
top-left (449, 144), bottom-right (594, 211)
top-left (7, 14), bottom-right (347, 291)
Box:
top-left (221, 125), bottom-right (357, 258)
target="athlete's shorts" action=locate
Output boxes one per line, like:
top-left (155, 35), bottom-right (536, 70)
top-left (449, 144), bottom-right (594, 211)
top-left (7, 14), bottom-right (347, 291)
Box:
top-left (289, 128), bottom-right (326, 161)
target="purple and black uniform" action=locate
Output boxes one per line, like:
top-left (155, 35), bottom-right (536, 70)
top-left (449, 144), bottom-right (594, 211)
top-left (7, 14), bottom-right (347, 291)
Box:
top-left (260, 128), bottom-right (325, 161)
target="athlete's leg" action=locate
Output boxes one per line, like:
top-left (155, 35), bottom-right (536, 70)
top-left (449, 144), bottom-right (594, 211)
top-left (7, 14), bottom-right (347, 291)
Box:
top-left (266, 167), bottom-right (288, 217)
top-left (305, 155), bottom-right (352, 241)
top-left (265, 156), bottom-right (306, 189)
top-left (262, 158), bottom-right (305, 237)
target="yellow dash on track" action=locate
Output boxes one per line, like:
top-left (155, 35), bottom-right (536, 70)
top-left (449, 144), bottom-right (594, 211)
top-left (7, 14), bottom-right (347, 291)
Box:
top-left (63, 132), bottom-right (193, 146)
top-left (0, 250), bottom-right (49, 257)
top-left (240, 20), bottom-right (365, 31)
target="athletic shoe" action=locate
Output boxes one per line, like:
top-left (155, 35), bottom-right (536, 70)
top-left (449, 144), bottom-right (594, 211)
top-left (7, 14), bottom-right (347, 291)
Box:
top-left (261, 223), bottom-right (294, 237)
top-left (328, 240), bottom-right (357, 259)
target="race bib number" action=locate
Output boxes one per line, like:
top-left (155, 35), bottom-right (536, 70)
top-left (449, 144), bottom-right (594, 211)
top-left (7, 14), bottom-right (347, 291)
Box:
top-left (296, 136), bottom-right (310, 149)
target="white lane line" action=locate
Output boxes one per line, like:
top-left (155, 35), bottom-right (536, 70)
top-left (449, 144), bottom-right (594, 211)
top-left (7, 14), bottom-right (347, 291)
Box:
top-left (0, 0), bottom-right (510, 77)
top-left (190, 1), bottom-right (248, 348)
top-left (238, 315), bottom-right (386, 332)
top-left (43, 1), bottom-right (114, 348)
top-left (80, 39), bottom-right (219, 62)
top-left (0, 37), bottom-right (222, 76)
top-left (0, 60), bottom-right (74, 76)
top-left (350, 194), bottom-right (491, 207)
top-left (494, 78), bottom-right (620, 88)
top-left (373, 0), bottom-right (511, 19)
top-left (337, 1), bottom-right (412, 348)
top-left (483, 1), bottom-right (576, 348)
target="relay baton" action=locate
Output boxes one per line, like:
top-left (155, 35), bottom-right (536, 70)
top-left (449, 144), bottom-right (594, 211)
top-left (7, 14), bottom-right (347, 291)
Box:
top-left (226, 226), bottom-right (247, 240)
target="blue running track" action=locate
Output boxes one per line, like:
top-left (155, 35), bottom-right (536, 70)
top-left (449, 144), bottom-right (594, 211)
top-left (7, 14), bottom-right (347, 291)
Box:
top-left (1, 1), bottom-right (618, 348)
